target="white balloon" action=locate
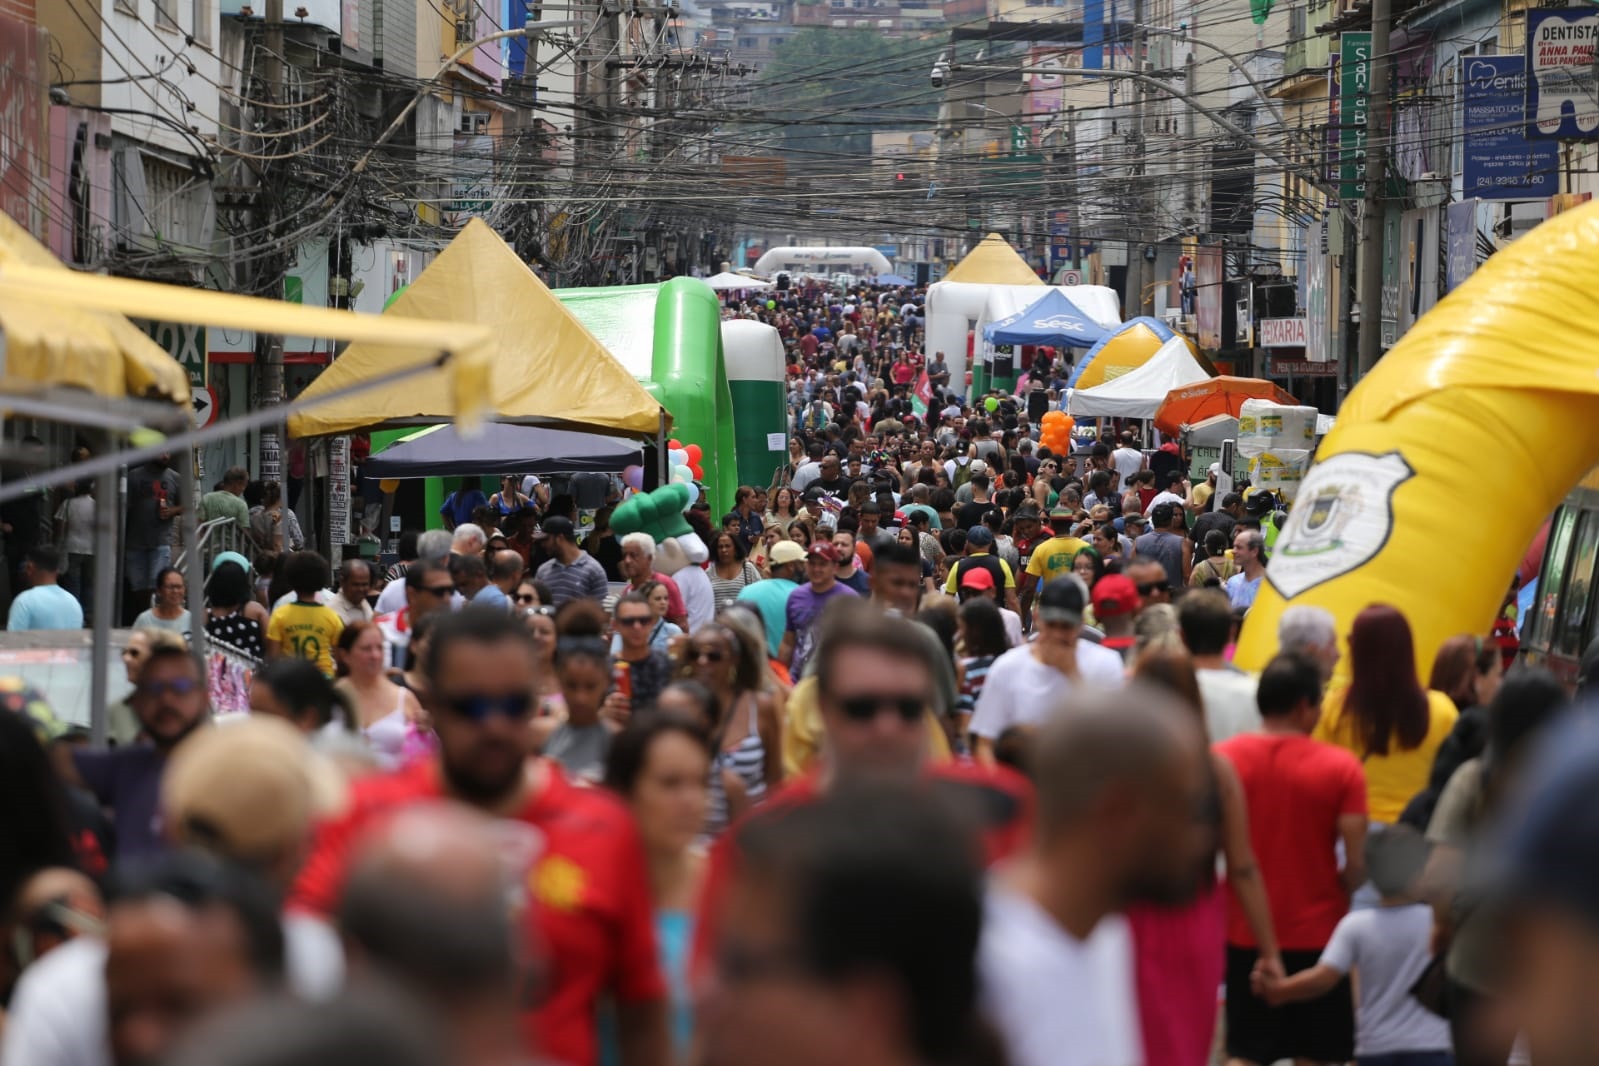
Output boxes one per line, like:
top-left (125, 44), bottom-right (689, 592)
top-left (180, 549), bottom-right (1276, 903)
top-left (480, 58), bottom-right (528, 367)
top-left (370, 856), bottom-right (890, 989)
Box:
top-left (683, 481), bottom-right (700, 505)
top-left (669, 448), bottom-right (689, 466)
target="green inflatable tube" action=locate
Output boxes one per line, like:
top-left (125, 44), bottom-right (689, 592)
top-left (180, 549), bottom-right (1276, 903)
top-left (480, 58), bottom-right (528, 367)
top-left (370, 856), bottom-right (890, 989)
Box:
top-left (653, 277), bottom-right (739, 517)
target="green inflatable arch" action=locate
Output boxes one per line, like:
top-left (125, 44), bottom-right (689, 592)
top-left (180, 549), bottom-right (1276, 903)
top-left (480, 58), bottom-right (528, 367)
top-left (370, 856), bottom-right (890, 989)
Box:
top-left (557, 277), bottom-right (738, 516)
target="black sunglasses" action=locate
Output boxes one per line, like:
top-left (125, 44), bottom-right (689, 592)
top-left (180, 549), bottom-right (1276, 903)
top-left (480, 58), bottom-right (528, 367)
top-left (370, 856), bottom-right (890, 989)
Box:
top-left (1135, 582), bottom-right (1163, 595)
top-left (422, 584), bottom-right (457, 597)
top-left (515, 593), bottom-right (538, 604)
top-left (692, 648), bottom-right (727, 663)
top-left (837, 694), bottom-right (924, 723)
top-left (138, 677), bottom-right (200, 699)
top-left (617, 615), bottom-right (653, 627)
top-left (441, 692), bottom-right (534, 722)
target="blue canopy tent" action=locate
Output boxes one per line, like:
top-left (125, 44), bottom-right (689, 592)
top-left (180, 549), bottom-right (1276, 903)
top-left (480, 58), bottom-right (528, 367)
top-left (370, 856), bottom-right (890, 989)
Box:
top-left (364, 423), bottom-right (643, 479)
top-left (983, 289), bottom-right (1113, 350)
top-left (875, 273), bottom-right (914, 286)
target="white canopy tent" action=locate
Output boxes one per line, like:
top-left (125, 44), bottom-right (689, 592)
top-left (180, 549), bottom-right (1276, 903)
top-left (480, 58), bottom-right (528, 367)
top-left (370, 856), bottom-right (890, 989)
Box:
top-left (752, 247), bottom-right (893, 276)
top-left (1066, 336), bottom-right (1212, 418)
top-left (704, 271), bottom-right (774, 291)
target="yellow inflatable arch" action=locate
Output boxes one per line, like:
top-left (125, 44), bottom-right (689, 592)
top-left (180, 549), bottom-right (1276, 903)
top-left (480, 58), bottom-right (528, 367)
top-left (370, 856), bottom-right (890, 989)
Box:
top-left (1236, 202), bottom-right (1599, 684)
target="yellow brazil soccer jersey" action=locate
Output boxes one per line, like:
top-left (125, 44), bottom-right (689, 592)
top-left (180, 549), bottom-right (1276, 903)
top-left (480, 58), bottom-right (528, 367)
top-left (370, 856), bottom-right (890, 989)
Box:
top-left (1024, 535), bottom-right (1090, 584)
top-left (267, 600), bottom-right (345, 678)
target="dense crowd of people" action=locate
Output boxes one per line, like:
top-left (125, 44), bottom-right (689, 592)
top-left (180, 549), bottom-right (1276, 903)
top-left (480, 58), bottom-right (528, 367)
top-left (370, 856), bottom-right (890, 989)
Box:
top-left (0, 276), bottom-right (1596, 1066)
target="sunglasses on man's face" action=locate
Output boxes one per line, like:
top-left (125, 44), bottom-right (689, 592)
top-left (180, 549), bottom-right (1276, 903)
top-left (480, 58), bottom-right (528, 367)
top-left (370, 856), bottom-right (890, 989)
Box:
top-left (616, 615), bottom-right (653, 628)
top-left (440, 692), bottom-right (534, 722)
top-left (422, 584), bottom-right (456, 598)
top-left (138, 677), bottom-right (200, 699)
top-left (835, 693), bottom-right (925, 723)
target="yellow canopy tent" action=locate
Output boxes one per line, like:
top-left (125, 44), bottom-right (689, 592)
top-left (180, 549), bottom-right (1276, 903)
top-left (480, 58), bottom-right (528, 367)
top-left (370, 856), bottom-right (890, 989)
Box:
top-left (0, 252), bottom-right (494, 746)
top-left (942, 233), bottom-right (1046, 287)
top-left (287, 219), bottom-right (666, 441)
top-left (0, 212), bottom-right (191, 403)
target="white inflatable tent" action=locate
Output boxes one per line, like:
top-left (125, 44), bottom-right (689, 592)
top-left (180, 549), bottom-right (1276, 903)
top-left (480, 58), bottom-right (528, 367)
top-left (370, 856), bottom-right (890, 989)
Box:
top-left (753, 247), bottom-right (893, 277)
top-left (929, 282), bottom-right (1122, 394)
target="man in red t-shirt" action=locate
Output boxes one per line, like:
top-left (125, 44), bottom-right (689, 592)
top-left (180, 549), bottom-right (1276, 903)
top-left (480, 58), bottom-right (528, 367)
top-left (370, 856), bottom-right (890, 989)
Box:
top-left (1215, 652), bottom-right (1367, 1066)
top-left (693, 600), bottom-right (1031, 971)
top-left (293, 609), bottom-right (666, 1066)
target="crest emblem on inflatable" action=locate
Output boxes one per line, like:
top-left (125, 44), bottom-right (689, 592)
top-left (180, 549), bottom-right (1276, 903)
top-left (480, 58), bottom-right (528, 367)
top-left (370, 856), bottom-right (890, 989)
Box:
top-left (1266, 451), bottom-right (1414, 600)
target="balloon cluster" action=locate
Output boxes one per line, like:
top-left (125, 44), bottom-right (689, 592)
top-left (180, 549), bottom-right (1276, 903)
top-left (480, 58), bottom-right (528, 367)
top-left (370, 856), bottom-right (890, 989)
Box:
top-left (1040, 410), bottom-right (1076, 455)
top-left (619, 438), bottom-right (705, 507)
top-left (666, 439), bottom-right (704, 506)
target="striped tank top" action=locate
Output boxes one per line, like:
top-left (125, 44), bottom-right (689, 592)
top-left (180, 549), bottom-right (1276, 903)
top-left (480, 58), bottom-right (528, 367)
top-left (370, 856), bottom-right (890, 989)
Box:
top-left (704, 693), bottom-right (767, 838)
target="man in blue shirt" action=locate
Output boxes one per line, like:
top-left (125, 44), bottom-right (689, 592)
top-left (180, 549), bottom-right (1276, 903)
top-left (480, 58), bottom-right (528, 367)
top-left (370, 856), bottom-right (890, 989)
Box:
top-left (7, 547), bottom-right (83, 631)
top-left (736, 541), bottom-right (806, 657)
top-left (1226, 529), bottom-right (1267, 612)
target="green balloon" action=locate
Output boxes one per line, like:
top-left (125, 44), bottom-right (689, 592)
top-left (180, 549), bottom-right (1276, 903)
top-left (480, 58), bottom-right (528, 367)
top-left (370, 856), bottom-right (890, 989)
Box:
top-left (766, 300), bottom-right (776, 310)
top-left (984, 396), bottom-right (1000, 413)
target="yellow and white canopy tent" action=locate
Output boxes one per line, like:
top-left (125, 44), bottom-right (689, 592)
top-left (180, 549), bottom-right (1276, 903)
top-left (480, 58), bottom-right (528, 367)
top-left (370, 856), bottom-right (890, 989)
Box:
top-left (0, 212), bottom-right (191, 403)
top-left (0, 210), bottom-right (493, 742)
top-left (941, 232), bottom-right (1048, 287)
top-left (928, 232), bottom-right (1046, 391)
top-left (287, 218), bottom-right (668, 443)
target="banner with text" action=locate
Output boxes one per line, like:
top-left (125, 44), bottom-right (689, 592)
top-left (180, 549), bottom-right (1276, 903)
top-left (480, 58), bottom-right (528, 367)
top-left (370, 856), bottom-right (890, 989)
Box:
top-left (1463, 56), bottom-right (1557, 198)
top-left (1340, 33), bottom-right (1372, 200)
top-left (1526, 9), bottom-right (1599, 140)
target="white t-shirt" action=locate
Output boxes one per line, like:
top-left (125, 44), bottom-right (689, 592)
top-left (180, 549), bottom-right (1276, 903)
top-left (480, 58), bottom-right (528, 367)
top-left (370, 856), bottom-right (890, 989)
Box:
top-left (2, 917), bottom-right (342, 1066)
top-left (969, 641), bottom-right (1125, 739)
top-left (55, 496), bottom-right (96, 556)
top-left (1143, 490), bottom-right (1188, 516)
top-left (1318, 902), bottom-right (1451, 1057)
top-left (1111, 447), bottom-right (1144, 489)
top-left (979, 887), bottom-right (1142, 1066)
top-left (1196, 668), bottom-right (1260, 743)
top-left (999, 607), bottom-right (1025, 648)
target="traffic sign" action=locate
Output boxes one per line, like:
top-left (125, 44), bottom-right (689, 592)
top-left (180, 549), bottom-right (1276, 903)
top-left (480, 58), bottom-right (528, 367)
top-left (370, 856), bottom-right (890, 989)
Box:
top-left (192, 385), bottom-right (217, 429)
top-left (1056, 267), bottom-right (1083, 286)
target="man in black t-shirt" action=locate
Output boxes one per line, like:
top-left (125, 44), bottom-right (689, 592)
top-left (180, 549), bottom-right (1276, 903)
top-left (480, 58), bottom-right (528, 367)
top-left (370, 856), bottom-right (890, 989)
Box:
top-left (954, 474), bottom-right (994, 531)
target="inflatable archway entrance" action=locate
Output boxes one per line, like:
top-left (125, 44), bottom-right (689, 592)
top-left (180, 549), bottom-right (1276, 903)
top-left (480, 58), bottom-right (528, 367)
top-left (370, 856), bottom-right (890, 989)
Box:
top-left (751, 247), bottom-right (892, 277)
top-left (1236, 202), bottom-right (1599, 685)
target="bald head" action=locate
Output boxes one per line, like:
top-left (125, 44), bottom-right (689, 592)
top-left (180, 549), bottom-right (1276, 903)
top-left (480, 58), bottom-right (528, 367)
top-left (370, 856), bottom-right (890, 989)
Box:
top-left (338, 804), bottom-right (519, 1006)
top-left (491, 549), bottom-right (524, 589)
top-left (1033, 686), bottom-right (1204, 837)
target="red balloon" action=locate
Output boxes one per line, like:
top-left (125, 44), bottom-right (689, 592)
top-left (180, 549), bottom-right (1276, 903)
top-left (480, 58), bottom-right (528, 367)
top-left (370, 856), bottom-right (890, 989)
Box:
top-left (684, 443), bottom-right (703, 464)
top-left (690, 463), bottom-right (705, 480)
top-left (667, 439), bottom-right (683, 451)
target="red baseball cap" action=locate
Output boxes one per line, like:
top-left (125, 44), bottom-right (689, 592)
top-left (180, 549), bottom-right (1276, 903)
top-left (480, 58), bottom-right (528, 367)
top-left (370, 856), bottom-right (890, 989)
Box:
top-left (807, 543), bottom-right (840, 564)
top-left (1090, 573), bottom-right (1141, 618)
top-left (958, 566), bottom-right (996, 591)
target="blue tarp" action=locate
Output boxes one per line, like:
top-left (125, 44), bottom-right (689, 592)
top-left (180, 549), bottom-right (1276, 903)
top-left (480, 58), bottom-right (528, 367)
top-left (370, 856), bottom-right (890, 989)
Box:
top-left (1063, 315), bottom-right (1178, 388)
top-left (983, 288), bottom-right (1112, 349)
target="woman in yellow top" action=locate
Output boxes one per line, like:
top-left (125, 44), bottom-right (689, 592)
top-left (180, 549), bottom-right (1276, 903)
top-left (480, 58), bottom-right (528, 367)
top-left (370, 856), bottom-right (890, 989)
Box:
top-left (1314, 604), bottom-right (1458, 824)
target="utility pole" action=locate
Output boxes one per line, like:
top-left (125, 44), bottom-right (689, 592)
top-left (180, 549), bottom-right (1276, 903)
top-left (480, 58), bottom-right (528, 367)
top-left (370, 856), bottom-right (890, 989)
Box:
top-left (257, 0), bottom-right (286, 484)
top-left (1354, 0), bottom-right (1391, 380)
top-left (1131, 0), bottom-right (1153, 317)
top-left (1183, 48), bottom-right (1197, 224)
